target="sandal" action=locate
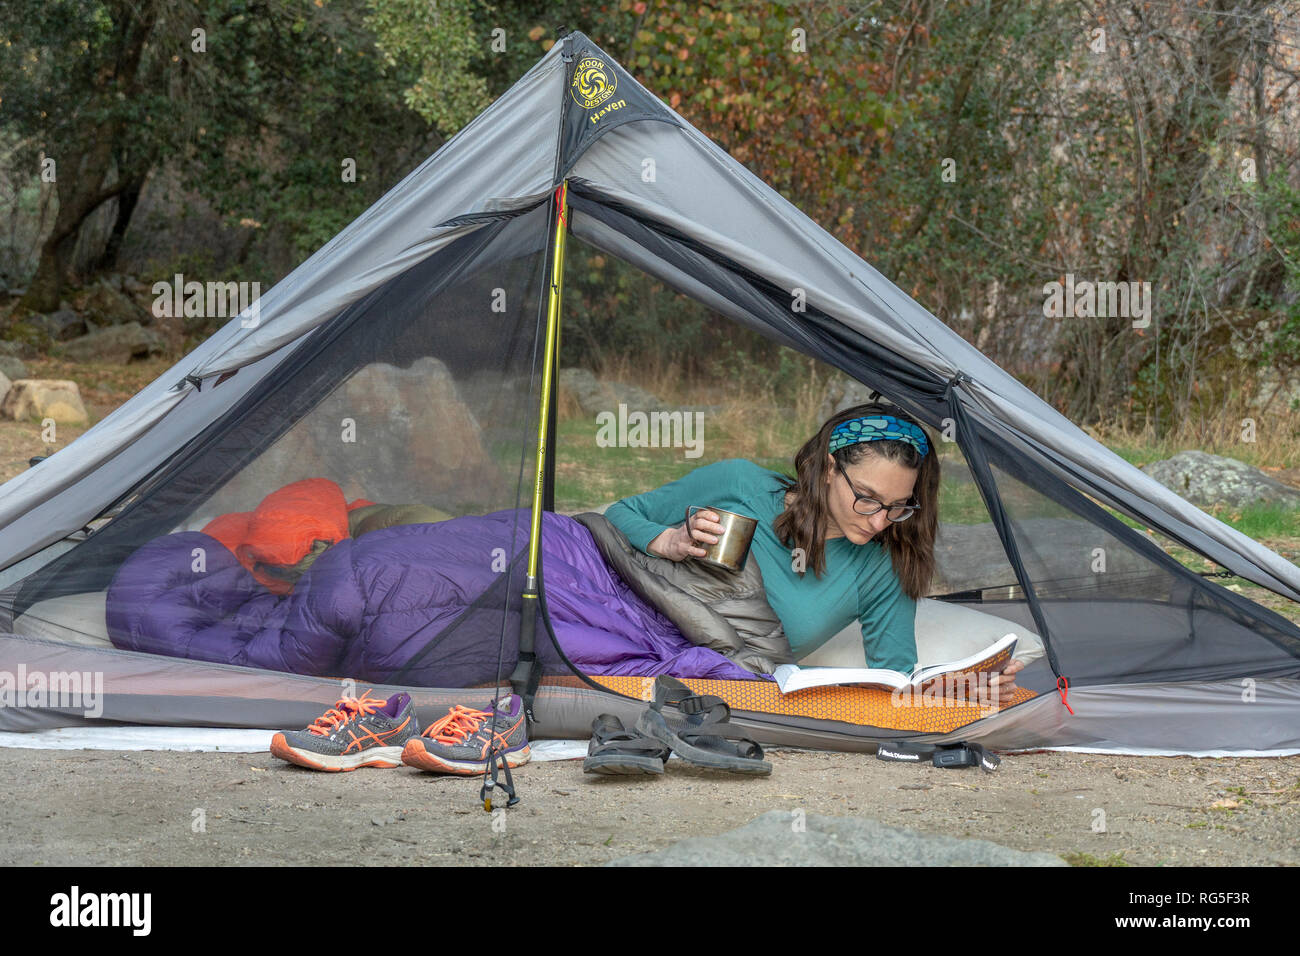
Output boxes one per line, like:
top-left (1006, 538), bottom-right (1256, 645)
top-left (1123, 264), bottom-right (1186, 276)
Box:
top-left (634, 675), bottom-right (772, 775)
top-left (583, 714), bottom-right (671, 775)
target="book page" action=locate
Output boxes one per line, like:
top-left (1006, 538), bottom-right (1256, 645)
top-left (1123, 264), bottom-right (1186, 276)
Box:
top-left (772, 663), bottom-right (907, 693)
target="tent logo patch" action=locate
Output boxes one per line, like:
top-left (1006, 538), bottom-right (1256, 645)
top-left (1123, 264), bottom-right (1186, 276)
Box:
top-left (570, 55), bottom-right (617, 109)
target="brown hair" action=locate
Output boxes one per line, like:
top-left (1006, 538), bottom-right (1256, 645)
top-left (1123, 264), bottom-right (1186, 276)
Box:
top-left (772, 401), bottom-right (940, 599)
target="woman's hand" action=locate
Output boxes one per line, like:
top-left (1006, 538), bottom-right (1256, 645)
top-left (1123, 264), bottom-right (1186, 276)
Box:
top-left (648, 510), bottom-right (725, 561)
top-left (988, 658), bottom-right (1025, 702)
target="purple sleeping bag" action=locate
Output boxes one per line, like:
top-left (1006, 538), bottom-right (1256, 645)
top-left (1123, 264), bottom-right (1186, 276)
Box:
top-left (105, 509), bottom-right (758, 686)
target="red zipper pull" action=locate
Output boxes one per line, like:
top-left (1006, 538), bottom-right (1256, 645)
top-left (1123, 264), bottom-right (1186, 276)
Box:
top-left (1056, 675), bottom-right (1074, 715)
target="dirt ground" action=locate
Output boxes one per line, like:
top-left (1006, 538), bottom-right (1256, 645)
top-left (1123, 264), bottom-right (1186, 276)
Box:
top-left (0, 357), bottom-right (174, 484)
top-left (2, 747), bottom-right (1296, 866)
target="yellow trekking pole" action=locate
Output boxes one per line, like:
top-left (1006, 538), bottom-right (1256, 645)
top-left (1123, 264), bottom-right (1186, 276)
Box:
top-left (509, 180), bottom-right (569, 725)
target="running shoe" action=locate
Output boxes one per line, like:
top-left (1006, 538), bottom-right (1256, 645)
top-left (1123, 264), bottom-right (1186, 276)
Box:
top-left (401, 694), bottom-right (530, 775)
top-left (270, 690), bottom-right (419, 771)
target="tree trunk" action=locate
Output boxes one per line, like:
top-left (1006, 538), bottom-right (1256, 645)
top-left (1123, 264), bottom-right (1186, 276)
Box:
top-left (12, 1), bottom-right (156, 317)
top-left (14, 142), bottom-right (120, 315)
top-left (89, 171), bottom-right (148, 275)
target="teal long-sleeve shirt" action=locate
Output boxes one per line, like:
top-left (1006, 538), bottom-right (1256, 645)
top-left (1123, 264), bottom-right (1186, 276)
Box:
top-left (602, 458), bottom-right (918, 672)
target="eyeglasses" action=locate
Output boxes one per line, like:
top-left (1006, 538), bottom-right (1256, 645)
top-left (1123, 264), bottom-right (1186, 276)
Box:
top-left (835, 459), bottom-right (918, 521)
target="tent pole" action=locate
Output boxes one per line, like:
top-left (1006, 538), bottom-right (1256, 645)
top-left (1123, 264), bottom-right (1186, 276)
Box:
top-left (511, 180), bottom-right (569, 721)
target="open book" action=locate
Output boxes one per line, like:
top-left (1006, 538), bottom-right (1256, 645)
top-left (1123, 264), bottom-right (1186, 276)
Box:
top-left (772, 633), bottom-right (1018, 694)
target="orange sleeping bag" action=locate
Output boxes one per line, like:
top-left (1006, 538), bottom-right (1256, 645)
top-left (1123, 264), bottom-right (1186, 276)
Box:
top-left (202, 478), bottom-right (374, 594)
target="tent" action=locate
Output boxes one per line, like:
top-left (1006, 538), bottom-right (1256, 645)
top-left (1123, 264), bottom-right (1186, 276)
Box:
top-left (1, 31), bottom-right (1297, 756)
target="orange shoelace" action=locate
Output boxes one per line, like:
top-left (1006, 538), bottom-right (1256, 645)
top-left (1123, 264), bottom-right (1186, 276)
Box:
top-left (307, 690), bottom-right (387, 736)
top-left (422, 704), bottom-right (492, 742)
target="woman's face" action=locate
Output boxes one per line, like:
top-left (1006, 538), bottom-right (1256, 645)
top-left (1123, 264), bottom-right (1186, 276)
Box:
top-left (823, 451), bottom-right (918, 543)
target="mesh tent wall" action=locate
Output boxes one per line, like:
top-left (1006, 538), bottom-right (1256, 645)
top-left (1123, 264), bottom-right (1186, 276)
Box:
top-left (0, 32), bottom-right (1297, 754)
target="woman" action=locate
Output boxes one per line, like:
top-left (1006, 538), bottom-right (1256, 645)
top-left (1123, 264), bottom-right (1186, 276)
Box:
top-left (604, 401), bottom-right (1024, 694)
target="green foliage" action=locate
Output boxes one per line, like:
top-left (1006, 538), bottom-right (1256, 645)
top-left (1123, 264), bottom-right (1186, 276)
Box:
top-left (1206, 500), bottom-right (1300, 541)
top-left (364, 0), bottom-right (494, 131)
top-left (1256, 169), bottom-right (1300, 368)
top-left (2, 0), bottom-right (1296, 443)
top-left (1061, 851), bottom-right (1131, 867)
top-left (1110, 498), bottom-right (1299, 548)
top-left (2, 318), bottom-right (53, 351)
top-left (187, 1), bottom-right (435, 266)
top-left (0, 1), bottom-right (172, 157)
top-left (564, 237), bottom-right (711, 374)
top-left (0, 0), bottom-right (442, 291)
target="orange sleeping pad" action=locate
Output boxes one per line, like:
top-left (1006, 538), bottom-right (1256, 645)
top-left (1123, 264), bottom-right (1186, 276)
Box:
top-left (574, 674), bottom-right (1037, 734)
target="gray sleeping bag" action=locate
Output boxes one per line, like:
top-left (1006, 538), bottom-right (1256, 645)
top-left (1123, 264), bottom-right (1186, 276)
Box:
top-left (572, 512), bottom-right (794, 675)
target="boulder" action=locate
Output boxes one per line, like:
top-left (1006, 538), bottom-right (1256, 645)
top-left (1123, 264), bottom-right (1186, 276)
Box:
top-left (456, 370), bottom-right (535, 425)
top-left (559, 366), bottom-right (660, 416)
top-left (60, 322), bottom-right (165, 363)
top-left (0, 356), bottom-right (28, 380)
top-left (0, 371), bottom-right (9, 406)
top-left (606, 810), bottom-right (1067, 867)
top-left (200, 357), bottom-right (508, 516)
top-left (328, 357), bottom-right (504, 504)
top-left (0, 379), bottom-right (89, 425)
top-left (1249, 367), bottom-right (1300, 413)
top-left (1141, 450), bottom-right (1300, 510)
top-left (2, 321), bottom-right (53, 352)
top-left (84, 279), bottom-right (151, 326)
top-left (28, 308), bottom-right (86, 341)
top-left (0, 339), bottom-right (39, 360)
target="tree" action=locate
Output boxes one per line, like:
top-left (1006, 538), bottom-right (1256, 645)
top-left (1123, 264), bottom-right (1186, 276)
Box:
top-left (0, 0), bottom-right (487, 317)
top-left (2, 0), bottom-right (186, 313)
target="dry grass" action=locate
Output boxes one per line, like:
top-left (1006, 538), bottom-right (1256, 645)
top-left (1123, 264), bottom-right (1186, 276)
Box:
top-left (568, 358), bottom-right (1300, 475)
top-left (573, 351), bottom-right (829, 461)
top-left (1083, 405), bottom-right (1300, 471)
top-left (0, 357), bottom-right (169, 484)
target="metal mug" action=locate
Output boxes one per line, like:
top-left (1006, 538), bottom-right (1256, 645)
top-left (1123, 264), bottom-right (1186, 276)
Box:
top-left (684, 506), bottom-right (758, 573)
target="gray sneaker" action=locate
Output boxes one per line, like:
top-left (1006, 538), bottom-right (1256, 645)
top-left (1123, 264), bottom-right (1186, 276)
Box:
top-left (271, 691), bottom-right (419, 771)
top-left (401, 694), bottom-right (530, 775)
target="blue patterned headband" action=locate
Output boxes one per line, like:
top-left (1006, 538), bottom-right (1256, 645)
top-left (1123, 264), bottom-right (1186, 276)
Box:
top-left (829, 415), bottom-right (930, 458)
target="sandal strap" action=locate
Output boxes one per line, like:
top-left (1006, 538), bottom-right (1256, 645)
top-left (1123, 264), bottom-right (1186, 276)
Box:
top-left (677, 727), bottom-right (765, 759)
top-left (598, 738), bottom-right (669, 752)
top-left (599, 738), bottom-right (671, 756)
top-left (590, 713), bottom-right (669, 755)
top-left (647, 677), bottom-right (764, 759)
top-left (650, 675), bottom-right (730, 723)
top-left (590, 713), bottom-right (630, 739)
